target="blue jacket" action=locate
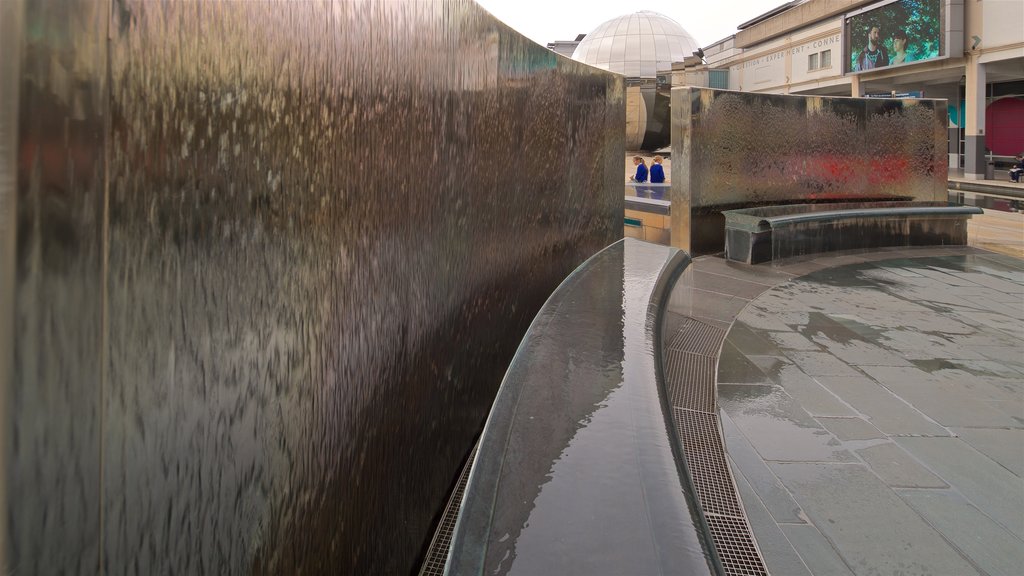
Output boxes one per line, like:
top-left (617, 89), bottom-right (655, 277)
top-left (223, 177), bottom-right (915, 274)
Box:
top-left (649, 163), bottom-right (665, 183)
top-left (634, 163), bottom-right (648, 183)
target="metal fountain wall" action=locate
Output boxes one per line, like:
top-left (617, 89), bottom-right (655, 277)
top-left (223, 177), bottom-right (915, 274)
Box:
top-left (670, 87), bottom-right (948, 255)
top-left (0, 1), bottom-right (624, 573)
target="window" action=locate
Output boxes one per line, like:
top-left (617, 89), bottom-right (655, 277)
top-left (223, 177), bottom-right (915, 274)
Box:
top-left (709, 69), bottom-right (729, 89)
top-left (808, 50), bottom-right (832, 71)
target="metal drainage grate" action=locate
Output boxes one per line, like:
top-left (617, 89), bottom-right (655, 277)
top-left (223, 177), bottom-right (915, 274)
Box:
top-left (668, 318), bottom-right (727, 357)
top-left (705, 514), bottom-right (770, 576)
top-left (664, 315), bottom-right (769, 576)
top-left (664, 349), bottom-right (717, 413)
top-left (418, 448), bottom-right (477, 576)
top-left (674, 408), bottom-right (743, 518)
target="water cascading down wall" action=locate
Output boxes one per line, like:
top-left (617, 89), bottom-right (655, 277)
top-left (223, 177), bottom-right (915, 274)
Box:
top-left (670, 87), bottom-right (948, 255)
top-left (0, 1), bottom-right (624, 573)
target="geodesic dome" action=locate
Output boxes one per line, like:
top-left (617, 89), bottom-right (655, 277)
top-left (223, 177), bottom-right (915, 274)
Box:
top-left (571, 11), bottom-right (701, 78)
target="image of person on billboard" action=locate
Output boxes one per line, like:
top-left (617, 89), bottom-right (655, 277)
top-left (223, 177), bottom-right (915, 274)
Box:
top-left (853, 23), bottom-right (889, 71)
top-left (890, 29), bottom-right (911, 64)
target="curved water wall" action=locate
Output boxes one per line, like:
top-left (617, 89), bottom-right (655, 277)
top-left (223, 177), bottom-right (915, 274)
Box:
top-left (0, 1), bottom-right (624, 573)
top-left (670, 87), bottom-right (947, 254)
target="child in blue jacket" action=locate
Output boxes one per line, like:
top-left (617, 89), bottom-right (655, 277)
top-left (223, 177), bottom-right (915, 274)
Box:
top-left (630, 156), bottom-right (648, 183)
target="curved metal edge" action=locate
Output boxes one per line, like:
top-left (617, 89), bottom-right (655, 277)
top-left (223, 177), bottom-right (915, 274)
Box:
top-left (0, 1), bottom-right (23, 571)
top-left (443, 239), bottom-right (627, 576)
top-left (765, 205), bottom-right (984, 227)
top-left (648, 251), bottom-right (727, 576)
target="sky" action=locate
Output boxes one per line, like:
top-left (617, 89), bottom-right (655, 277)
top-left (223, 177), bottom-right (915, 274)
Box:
top-left (473, 0), bottom-right (789, 49)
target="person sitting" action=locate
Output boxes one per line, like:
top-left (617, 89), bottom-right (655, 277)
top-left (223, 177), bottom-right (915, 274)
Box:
top-left (649, 155), bottom-right (666, 183)
top-left (630, 156), bottom-right (648, 183)
top-left (1010, 154), bottom-right (1024, 183)
top-left (648, 155), bottom-right (666, 199)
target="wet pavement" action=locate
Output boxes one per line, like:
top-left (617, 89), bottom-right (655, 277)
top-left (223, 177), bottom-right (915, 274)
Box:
top-left (712, 247), bottom-right (1024, 576)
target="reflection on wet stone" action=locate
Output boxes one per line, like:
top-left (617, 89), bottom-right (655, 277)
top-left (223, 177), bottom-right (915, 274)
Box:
top-left (5, 0), bottom-right (623, 573)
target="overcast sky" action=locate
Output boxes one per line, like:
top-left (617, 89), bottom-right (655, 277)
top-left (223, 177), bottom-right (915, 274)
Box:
top-left (474, 0), bottom-right (788, 49)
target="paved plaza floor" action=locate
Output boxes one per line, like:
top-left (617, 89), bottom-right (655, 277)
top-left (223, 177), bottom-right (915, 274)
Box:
top-left (711, 248), bottom-right (1024, 575)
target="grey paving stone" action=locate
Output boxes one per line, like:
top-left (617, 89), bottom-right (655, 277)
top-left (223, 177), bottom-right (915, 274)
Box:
top-left (814, 376), bottom-right (949, 437)
top-left (692, 269), bottom-right (774, 300)
top-left (913, 266), bottom-right (982, 286)
top-left (726, 322), bottom-right (781, 356)
top-left (825, 314), bottom-right (886, 340)
top-left (779, 524), bottom-right (855, 576)
top-left (783, 351), bottom-right (861, 377)
top-left (910, 358), bottom-right (1024, 379)
top-left (810, 335), bottom-right (914, 366)
top-left (859, 365), bottom-right (1022, 428)
top-left (947, 271), bottom-right (1024, 294)
top-left (766, 331), bottom-right (820, 351)
top-left (985, 398), bottom-right (1024, 428)
top-left (897, 489), bottom-right (1024, 576)
top-left (855, 443), bottom-right (947, 488)
top-left (774, 310), bottom-right (812, 326)
top-left (801, 311), bottom-right (867, 342)
top-left (953, 311), bottom-right (1024, 340)
top-left (693, 256), bottom-right (795, 285)
top-left (738, 306), bottom-right (794, 331)
top-left (878, 328), bottom-right (987, 360)
top-left (690, 287), bottom-right (751, 323)
top-left (718, 340), bottom-right (771, 384)
top-left (744, 355), bottom-right (792, 382)
top-left (772, 365), bottom-right (857, 418)
top-left (728, 457), bottom-right (812, 576)
top-left (966, 344), bottom-right (1024, 367)
top-left (770, 462), bottom-right (982, 576)
top-left (975, 252), bottom-right (1024, 272)
top-left (691, 316), bottom-right (732, 332)
top-left (950, 427), bottom-right (1024, 477)
top-left (719, 410), bottom-right (806, 524)
top-left (896, 437), bottom-right (1024, 540)
top-left (718, 384), bottom-right (855, 463)
top-left (816, 417), bottom-right (885, 441)
top-left (948, 285), bottom-right (1024, 304)
top-left (773, 259), bottom-right (832, 277)
top-left (812, 253), bottom-right (873, 267)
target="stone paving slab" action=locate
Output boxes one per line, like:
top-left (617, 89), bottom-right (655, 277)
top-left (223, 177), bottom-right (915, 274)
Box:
top-left (728, 458), bottom-right (812, 576)
top-left (854, 443), bottom-right (947, 488)
top-left (764, 365), bottom-right (857, 418)
top-left (719, 410), bottom-right (806, 525)
top-left (715, 250), bottom-right (1024, 576)
top-left (859, 365), bottom-right (1023, 428)
top-left (779, 524), bottom-right (854, 576)
top-left (951, 427), bottom-right (1024, 477)
top-left (895, 436), bottom-right (1024, 540)
top-left (813, 375), bottom-right (949, 436)
top-left (770, 462), bottom-right (982, 576)
top-left (896, 489), bottom-right (1024, 576)
top-left (815, 417), bottom-right (885, 441)
top-left (719, 384), bottom-right (856, 463)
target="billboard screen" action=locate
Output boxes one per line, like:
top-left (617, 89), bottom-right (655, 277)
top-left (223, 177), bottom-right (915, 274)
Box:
top-left (845, 0), bottom-right (944, 74)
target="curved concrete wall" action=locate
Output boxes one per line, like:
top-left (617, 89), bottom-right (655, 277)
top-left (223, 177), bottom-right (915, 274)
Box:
top-left (0, 1), bottom-right (623, 573)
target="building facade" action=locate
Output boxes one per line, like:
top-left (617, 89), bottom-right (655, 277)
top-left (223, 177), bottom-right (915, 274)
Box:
top-left (675, 0), bottom-right (1023, 179)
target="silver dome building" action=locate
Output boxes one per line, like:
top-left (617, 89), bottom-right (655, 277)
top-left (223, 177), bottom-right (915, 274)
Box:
top-left (572, 11), bottom-right (700, 150)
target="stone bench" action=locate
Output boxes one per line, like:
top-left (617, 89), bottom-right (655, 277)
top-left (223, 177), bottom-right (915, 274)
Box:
top-left (723, 201), bottom-right (983, 264)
